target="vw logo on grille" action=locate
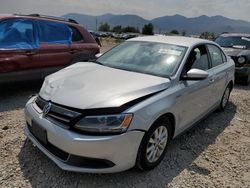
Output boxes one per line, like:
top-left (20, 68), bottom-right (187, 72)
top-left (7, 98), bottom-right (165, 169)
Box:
top-left (43, 102), bottom-right (52, 116)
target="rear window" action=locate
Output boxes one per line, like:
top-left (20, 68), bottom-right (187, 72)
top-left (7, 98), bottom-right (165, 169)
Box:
top-left (37, 20), bottom-right (72, 44)
top-left (207, 44), bottom-right (224, 67)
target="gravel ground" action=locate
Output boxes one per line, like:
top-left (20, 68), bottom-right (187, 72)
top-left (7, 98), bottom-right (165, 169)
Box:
top-left (0, 58), bottom-right (250, 187)
top-left (0, 83), bottom-right (249, 188)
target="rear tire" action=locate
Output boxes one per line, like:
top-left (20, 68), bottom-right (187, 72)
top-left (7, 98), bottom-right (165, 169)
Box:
top-left (136, 117), bottom-right (172, 171)
top-left (217, 83), bottom-right (232, 112)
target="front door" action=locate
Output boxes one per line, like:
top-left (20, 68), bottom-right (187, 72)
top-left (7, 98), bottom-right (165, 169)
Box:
top-left (0, 18), bottom-right (40, 84)
top-left (175, 45), bottom-right (215, 133)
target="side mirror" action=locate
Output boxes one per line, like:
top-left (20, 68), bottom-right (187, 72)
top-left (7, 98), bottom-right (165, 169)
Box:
top-left (182, 68), bottom-right (209, 80)
top-left (95, 53), bottom-right (102, 58)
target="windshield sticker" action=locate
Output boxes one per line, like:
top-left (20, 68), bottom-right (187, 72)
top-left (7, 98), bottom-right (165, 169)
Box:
top-left (242, 37), bottom-right (250, 42)
top-left (232, 45), bottom-right (246, 49)
top-left (158, 49), bottom-right (182, 56)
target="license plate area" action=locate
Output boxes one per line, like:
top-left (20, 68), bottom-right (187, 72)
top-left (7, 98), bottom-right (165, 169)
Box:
top-left (31, 121), bottom-right (48, 145)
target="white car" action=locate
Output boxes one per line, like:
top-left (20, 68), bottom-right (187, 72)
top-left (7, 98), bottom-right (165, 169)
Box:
top-left (24, 36), bottom-right (235, 173)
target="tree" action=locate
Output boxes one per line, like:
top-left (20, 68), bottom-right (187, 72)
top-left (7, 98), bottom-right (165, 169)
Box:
top-left (170, 29), bottom-right (179, 35)
top-left (210, 32), bottom-right (215, 40)
top-left (112, 25), bottom-right (122, 33)
top-left (142, 23), bottom-right (154, 35)
top-left (200, 32), bottom-right (215, 40)
top-left (200, 32), bottom-right (209, 39)
top-left (122, 26), bottom-right (140, 33)
top-left (98, 22), bottom-right (110, 32)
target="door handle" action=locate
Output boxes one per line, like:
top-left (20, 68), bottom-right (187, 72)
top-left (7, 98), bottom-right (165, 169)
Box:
top-left (25, 51), bottom-right (36, 56)
top-left (209, 78), bottom-right (215, 83)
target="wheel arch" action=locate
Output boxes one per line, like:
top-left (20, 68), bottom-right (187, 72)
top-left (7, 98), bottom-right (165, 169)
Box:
top-left (135, 111), bottom-right (176, 170)
top-left (153, 112), bottom-right (176, 140)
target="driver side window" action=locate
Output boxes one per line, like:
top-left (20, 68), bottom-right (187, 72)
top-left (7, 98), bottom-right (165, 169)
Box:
top-left (184, 45), bottom-right (210, 73)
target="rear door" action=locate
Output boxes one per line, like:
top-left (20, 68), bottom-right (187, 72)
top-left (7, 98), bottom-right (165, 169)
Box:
top-left (37, 20), bottom-right (72, 78)
top-left (0, 18), bottom-right (40, 83)
top-left (206, 44), bottom-right (228, 105)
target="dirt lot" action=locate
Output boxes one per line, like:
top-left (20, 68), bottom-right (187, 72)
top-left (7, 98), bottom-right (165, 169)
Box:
top-left (0, 45), bottom-right (250, 187)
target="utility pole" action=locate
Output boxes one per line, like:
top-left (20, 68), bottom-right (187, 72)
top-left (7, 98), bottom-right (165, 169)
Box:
top-left (95, 17), bottom-right (98, 31)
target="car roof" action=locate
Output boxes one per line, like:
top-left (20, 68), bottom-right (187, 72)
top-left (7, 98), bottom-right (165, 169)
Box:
top-left (219, 33), bottom-right (250, 38)
top-left (0, 14), bottom-right (79, 26)
top-left (128, 35), bottom-right (214, 47)
top-left (0, 14), bottom-right (12, 19)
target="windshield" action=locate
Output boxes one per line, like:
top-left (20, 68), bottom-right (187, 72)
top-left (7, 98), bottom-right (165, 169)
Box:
top-left (97, 41), bottom-right (187, 78)
top-left (215, 36), bottom-right (250, 49)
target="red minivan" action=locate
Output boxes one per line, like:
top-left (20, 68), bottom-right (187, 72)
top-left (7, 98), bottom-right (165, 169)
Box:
top-left (0, 14), bottom-right (100, 84)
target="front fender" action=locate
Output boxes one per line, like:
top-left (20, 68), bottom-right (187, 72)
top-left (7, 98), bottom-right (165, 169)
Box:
top-left (126, 88), bottom-right (177, 132)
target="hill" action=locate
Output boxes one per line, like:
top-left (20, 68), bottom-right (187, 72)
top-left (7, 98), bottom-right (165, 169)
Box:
top-left (63, 13), bottom-right (250, 35)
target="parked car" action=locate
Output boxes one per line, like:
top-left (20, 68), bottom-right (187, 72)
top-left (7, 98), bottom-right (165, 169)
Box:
top-left (0, 14), bottom-right (100, 84)
top-left (112, 32), bottom-right (139, 40)
top-left (88, 30), bottom-right (102, 46)
top-left (215, 33), bottom-right (250, 85)
top-left (24, 36), bottom-right (234, 173)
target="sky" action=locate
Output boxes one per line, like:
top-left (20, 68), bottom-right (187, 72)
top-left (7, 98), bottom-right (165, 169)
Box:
top-left (0, 0), bottom-right (250, 22)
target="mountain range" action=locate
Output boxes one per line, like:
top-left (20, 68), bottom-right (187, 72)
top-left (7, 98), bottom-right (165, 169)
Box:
top-left (64, 13), bottom-right (250, 35)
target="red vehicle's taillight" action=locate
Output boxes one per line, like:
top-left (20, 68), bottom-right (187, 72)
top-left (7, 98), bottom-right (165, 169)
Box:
top-left (97, 46), bottom-right (100, 54)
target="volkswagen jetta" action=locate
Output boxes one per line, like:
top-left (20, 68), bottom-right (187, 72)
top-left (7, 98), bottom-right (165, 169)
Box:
top-left (24, 36), bottom-right (235, 173)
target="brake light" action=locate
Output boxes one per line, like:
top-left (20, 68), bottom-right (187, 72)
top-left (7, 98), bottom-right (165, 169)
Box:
top-left (97, 46), bottom-right (100, 54)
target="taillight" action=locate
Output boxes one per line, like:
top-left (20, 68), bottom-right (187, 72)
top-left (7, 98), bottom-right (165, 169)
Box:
top-left (97, 46), bottom-right (100, 54)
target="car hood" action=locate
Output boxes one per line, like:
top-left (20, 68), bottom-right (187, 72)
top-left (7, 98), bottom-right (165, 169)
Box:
top-left (222, 47), bottom-right (250, 57)
top-left (39, 62), bottom-right (171, 109)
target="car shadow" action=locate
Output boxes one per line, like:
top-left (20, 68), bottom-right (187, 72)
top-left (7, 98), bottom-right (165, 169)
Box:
top-left (18, 102), bottom-right (237, 188)
top-left (0, 81), bottom-right (42, 112)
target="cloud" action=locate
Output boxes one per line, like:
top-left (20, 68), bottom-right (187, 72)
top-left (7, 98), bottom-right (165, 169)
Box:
top-left (0, 0), bottom-right (250, 21)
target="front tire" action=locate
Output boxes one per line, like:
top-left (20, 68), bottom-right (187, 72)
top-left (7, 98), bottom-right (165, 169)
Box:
top-left (136, 117), bottom-right (172, 171)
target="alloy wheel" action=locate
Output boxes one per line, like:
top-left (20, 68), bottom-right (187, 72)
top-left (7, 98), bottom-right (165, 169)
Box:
top-left (222, 87), bottom-right (230, 108)
top-left (146, 126), bottom-right (168, 163)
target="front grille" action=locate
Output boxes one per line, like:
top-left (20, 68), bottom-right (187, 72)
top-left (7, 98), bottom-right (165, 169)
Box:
top-left (35, 96), bottom-right (47, 109)
top-left (35, 97), bottom-right (82, 126)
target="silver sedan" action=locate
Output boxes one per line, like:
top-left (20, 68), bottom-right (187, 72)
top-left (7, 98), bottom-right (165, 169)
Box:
top-left (24, 36), bottom-right (235, 173)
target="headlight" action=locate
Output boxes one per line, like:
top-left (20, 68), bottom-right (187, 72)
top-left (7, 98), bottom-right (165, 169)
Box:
top-left (238, 56), bottom-right (246, 64)
top-left (74, 114), bottom-right (133, 133)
